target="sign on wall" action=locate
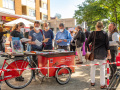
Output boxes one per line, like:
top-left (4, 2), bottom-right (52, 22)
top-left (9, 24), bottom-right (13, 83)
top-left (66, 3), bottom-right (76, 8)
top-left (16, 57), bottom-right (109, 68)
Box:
top-left (2, 16), bottom-right (17, 21)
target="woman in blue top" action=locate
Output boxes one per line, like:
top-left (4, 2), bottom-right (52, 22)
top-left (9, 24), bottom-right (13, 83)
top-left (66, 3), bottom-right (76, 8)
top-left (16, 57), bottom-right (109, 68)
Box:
top-left (29, 21), bottom-right (48, 81)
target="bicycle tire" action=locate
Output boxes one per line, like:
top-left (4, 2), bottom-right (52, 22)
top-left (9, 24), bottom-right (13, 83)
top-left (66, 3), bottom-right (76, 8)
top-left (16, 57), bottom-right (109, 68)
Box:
top-left (5, 64), bottom-right (33, 89)
top-left (56, 67), bottom-right (71, 85)
top-left (114, 76), bottom-right (120, 89)
top-left (108, 73), bottom-right (118, 90)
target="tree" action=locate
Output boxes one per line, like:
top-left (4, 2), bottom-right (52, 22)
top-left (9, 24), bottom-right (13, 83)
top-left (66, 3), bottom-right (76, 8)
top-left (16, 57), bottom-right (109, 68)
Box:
top-left (74, 0), bottom-right (120, 31)
top-left (55, 13), bottom-right (61, 19)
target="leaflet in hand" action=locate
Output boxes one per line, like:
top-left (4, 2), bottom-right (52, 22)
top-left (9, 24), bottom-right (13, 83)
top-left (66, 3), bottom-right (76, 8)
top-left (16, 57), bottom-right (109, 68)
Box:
top-left (21, 38), bottom-right (31, 42)
top-left (35, 39), bottom-right (42, 46)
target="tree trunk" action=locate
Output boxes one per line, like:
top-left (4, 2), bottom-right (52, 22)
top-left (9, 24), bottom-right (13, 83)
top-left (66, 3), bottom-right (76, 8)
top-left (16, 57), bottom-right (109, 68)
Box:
top-left (119, 21), bottom-right (120, 32)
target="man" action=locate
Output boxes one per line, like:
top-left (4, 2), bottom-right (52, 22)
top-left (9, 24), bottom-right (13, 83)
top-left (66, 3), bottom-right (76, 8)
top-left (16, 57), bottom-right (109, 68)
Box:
top-left (84, 28), bottom-right (90, 39)
top-left (84, 28), bottom-right (90, 52)
top-left (25, 26), bottom-right (34, 38)
top-left (108, 22), bottom-right (119, 79)
top-left (43, 23), bottom-right (54, 50)
top-left (74, 26), bottom-right (85, 64)
top-left (29, 21), bottom-right (48, 81)
top-left (55, 23), bottom-right (72, 50)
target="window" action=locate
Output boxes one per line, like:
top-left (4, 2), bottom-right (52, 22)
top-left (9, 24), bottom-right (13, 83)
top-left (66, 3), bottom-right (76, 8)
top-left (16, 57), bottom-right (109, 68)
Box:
top-left (43, 14), bottom-right (48, 20)
top-left (28, 0), bottom-right (35, 2)
top-left (3, 0), bottom-right (14, 10)
top-left (29, 9), bottom-right (35, 17)
top-left (43, 3), bottom-right (47, 9)
top-left (40, 12), bottom-right (42, 19)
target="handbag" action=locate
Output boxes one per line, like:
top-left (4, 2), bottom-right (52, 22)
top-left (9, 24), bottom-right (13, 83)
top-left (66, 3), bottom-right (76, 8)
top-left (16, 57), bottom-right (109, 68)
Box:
top-left (85, 31), bottom-right (96, 61)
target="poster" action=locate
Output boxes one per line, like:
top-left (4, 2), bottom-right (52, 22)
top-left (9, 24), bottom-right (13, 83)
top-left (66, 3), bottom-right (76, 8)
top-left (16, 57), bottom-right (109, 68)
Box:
top-left (11, 37), bottom-right (23, 54)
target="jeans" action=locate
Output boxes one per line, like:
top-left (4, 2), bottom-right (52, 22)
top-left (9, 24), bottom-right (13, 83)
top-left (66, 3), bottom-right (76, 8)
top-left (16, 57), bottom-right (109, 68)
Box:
top-left (90, 59), bottom-right (106, 86)
top-left (109, 50), bottom-right (118, 77)
top-left (76, 47), bottom-right (82, 62)
top-left (58, 46), bottom-right (68, 50)
top-left (70, 44), bottom-right (76, 51)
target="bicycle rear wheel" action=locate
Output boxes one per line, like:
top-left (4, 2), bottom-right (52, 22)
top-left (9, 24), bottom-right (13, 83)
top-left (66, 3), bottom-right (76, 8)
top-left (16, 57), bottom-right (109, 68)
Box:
top-left (5, 64), bottom-right (33, 89)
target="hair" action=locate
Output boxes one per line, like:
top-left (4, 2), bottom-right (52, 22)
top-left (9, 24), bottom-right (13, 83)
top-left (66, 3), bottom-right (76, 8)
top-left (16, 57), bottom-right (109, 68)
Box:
top-left (18, 22), bottom-right (25, 27)
top-left (0, 27), bottom-right (3, 32)
top-left (30, 26), bottom-right (34, 29)
top-left (12, 24), bottom-right (18, 31)
top-left (96, 21), bottom-right (103, 29)
top-left (34, 21), bottom-right (40, 25)
top-left (110, 22), bottom-right (118, 33)
top-left (77, 26), bottom-right (82, 31)
top-left (59, 23), bottom-right (64, 27)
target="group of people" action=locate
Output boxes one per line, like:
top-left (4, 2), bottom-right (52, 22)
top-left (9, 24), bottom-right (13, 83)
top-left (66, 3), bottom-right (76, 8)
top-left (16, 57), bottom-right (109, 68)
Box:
top-left (0, 20), bottom-right (119, 89)
top-left (86, 21), bottom-right (119, 89)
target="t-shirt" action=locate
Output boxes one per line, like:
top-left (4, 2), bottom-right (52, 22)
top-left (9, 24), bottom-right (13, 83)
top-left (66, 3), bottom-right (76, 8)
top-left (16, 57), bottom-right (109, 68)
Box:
top-left (43, 29), bottom-right (54, 45)
top-left (11, 30), bottom-right (24, 39)
top-left (29, 30), bottom-right (43, 50)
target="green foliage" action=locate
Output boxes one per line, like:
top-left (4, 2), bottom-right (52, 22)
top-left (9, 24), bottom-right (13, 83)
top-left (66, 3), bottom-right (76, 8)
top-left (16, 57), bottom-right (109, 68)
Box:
top-left (74, 0), bottom-right (120, 31)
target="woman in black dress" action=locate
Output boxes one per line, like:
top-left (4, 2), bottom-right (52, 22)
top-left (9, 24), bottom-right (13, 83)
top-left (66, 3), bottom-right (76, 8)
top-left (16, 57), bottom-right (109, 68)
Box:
top-left (86, 21), bottom-right (111, 89)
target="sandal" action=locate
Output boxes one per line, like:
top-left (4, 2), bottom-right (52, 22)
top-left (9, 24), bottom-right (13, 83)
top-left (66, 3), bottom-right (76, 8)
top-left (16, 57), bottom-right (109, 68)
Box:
top-left (76, 59), bottom-right (80, 61)
top-left (100, 85), bottom-right (107, 89)
top-left (91, 83), bottom-right (95, 86)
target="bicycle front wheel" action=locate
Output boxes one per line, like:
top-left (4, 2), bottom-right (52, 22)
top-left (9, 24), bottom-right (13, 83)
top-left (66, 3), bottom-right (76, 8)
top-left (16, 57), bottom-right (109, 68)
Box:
top-left (5, 64), bottom-right (33, 89)
top-left (56, 67), bottom-right (71, 85)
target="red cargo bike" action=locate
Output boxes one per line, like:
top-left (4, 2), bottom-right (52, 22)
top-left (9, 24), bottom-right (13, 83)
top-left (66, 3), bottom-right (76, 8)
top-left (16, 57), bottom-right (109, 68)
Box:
top-left (0, 51), bottom-right (75, 89)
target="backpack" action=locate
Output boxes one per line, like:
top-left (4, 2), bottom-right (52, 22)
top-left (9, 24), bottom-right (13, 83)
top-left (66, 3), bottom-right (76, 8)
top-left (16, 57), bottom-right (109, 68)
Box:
top-left (80, 31), bottom-right (86, 43)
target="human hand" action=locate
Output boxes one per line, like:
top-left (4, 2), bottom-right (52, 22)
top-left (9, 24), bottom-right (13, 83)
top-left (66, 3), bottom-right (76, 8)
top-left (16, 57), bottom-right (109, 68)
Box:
top-left (63, 39), bottom-right (67, 42)
top-left (107, 53), bottom-right (111, 60)
top-left (57, 40), bottom-right (62, 43)
top-left (44, 39), bottom-right (48, 42)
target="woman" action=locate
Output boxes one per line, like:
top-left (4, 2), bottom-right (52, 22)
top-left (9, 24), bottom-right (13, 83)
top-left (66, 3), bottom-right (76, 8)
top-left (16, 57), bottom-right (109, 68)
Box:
top-left (29, 21), bottom-right (48, 81)
top-left (85, 21), bottom-right (111, 89)
top-left (0, 27), bottom-right (7, 52)
top-left (9, 23), bottom-right (25, 81)
top-left (10, 22), bottom-right (25, 40)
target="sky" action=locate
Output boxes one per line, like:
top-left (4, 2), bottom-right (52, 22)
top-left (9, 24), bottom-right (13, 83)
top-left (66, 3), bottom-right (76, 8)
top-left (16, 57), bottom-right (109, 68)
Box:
top-left (50, 0), bottom-right (85, 19)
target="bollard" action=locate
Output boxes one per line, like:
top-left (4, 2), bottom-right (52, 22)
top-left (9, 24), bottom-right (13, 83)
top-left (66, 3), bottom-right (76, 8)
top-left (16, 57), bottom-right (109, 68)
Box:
top-left (107, 60), bottom-right (110, 88)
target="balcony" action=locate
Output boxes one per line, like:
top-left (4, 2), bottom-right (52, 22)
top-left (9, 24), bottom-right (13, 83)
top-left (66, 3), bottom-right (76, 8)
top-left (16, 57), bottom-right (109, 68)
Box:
top-left (22, 0), bottom-right (35, 8)
top-left (40, 8), bottom-right (47, 15)
top-left (0, 8), bottom-right (15, 15)
top-left (41, 0), bottom-right (47, 3)
top-left (22, 0), bottom-right (27, 6)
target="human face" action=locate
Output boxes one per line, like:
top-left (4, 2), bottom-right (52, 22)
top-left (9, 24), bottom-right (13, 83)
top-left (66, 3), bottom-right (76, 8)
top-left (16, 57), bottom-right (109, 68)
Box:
top-left (108, 24), bottom-right (115, 33)
top-left (44, 23), bottom-right (48, 30)
top-left (76, 27), bottom-right (79, 32)
top-left (34, 23), bottom-right (40, 28)
top-left (18, 25), bottom-right (25, 32)
top-left (84, 29), bottom-right (87, 32)
top-left (59, 26), bottom-right (64, 32)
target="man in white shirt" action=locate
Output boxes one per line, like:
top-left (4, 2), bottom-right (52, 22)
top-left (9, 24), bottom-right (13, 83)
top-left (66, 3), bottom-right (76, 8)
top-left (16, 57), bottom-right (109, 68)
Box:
top-left (108, 22), bottom-right (119, 79)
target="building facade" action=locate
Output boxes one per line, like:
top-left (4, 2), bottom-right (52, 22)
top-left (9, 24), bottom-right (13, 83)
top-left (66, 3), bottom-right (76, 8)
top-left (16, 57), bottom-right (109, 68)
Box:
top-left (47, 18), bottom-right (76, 34)
top-left (0, 0), bottom-right (50, 25)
